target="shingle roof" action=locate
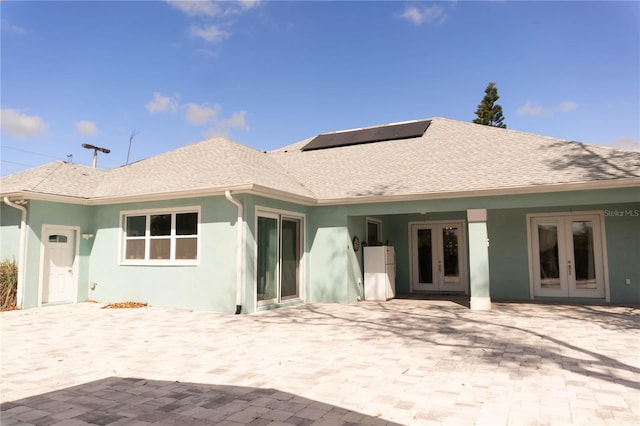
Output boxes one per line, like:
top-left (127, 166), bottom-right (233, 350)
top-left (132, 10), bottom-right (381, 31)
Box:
top-left (0, 162), bottom-right (106, 199)
top-left (1, 118), bottom-right (638, 203)
top-left (269, 117), bottom-right (640, 200)
top-left (92, 137), bottom-right (314, 199)
top-left (1, 138), bottom-right (314, 201)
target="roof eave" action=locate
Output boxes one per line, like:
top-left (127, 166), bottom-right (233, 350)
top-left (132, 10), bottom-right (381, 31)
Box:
top-left (0, 191), bottom-right (91, 205)
top-left (249, 184), bottom-right (317, 205)
top-left (3, 177), bottom-right (637, 207)
top-left (2, 185), bottom-right (316, 206)
top-left (86, 184), bottom-right (254, 205)
top-left (313, 178), bottom-right (640, 206)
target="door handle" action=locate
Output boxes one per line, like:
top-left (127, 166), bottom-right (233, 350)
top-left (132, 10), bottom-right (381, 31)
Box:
top-left (438, 260), bottom-right (442, 273)
top-left (567, 261), bottom-right (571, 277)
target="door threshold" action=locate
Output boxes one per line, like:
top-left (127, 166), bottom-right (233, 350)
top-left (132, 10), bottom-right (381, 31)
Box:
top-left (395, 293), bottom-right (470, 307)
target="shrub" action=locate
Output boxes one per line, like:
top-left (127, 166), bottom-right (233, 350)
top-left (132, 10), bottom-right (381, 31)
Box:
top-left (0, 258), bottom-right (18, 311)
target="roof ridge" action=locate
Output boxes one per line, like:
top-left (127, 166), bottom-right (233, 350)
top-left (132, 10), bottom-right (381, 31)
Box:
top-left (434, 117), bottom-right (569, 143)
top-left (112, 138), bottom-right (219, 170)
top-left (221, 137), bottom-right (320, 197)
top-left (215, 137), bottom-right (256, 184)
top-left (264, 151), bottom-right (319, 198)
top-left (31, 161), bottom-right (65, 191)
top-left (574, 141), bottom-right (640, 154)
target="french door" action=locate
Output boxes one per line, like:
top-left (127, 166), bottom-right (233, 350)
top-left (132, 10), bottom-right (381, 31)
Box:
top-left (257, 213), bottom-right (302, 305)
top-left (530, 213), bottom-right (605, 298)
top-left (410, 221), bottom-right (466, 292)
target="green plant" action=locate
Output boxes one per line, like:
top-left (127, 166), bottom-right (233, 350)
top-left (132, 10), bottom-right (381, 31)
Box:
top-left (0, 258), bottom-right (18, 311)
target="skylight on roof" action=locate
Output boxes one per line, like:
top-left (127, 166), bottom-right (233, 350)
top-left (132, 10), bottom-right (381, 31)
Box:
top-left (302, 120), bottom-right (431, 151)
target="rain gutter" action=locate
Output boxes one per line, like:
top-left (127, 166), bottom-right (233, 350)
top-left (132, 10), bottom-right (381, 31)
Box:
top-left (3, 197), bottom-right (27, 309)
top-left (224, 190), bottom-right (244, 314)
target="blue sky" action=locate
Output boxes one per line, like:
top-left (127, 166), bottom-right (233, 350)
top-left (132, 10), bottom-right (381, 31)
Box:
top-left (1, 1), bottom-right (638, 175)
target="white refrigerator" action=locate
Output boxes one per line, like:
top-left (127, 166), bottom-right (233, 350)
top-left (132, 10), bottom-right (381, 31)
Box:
top-left (363, 246), bottom-right (396, 301)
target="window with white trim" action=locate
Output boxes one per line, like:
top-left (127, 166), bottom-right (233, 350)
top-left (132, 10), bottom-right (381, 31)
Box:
top-left (366, 218), bottom-right (382, 246)
top-left (121, 208), bottom-right (199, 264)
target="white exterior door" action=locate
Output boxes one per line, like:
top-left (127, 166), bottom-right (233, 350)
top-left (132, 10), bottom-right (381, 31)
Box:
top-left (530, 214), bottom-right (606, 298)
top-left (42, 229), bottom-right (76, 304)
top-left (411, 221), bottom-right (466, 292)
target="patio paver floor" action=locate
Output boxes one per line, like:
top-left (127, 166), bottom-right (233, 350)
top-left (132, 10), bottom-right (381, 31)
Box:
top-left (1, 300), bottom-right (638, 425)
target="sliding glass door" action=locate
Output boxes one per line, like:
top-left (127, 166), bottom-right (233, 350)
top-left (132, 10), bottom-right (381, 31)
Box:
top-left (257, 216), bottom-right (278, 303)
top-left (280, 218), bottom-right (301, 300)
top-left (257, 212), bottom-right (302, 305)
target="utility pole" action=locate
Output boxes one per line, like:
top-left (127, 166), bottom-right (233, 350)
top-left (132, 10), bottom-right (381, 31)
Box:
top-left (82, 144), bottom-right (110, 168)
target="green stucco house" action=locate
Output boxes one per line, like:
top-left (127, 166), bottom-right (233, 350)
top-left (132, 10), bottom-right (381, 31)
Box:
top-left (1, 117), bottom-right (639, 313)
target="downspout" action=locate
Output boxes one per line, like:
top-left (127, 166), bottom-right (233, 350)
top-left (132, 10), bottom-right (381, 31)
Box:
top-left (3, 197), bottom-right (27, 309)
top-left (224, 190), bottom-right (243, 314)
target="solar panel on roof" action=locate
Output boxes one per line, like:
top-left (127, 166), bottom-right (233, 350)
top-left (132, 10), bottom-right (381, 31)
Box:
top-left (302, 120), bottom-right (431, 151)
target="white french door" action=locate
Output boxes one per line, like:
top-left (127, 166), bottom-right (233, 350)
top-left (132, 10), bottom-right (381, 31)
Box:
top-left (530, 213), bottom-right (606, 298)
top-left (410, 221), bottom-right (466, 292)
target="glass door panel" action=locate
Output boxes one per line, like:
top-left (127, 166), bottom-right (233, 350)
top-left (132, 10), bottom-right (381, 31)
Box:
top-left (538, 223), bottom-right (560, 288)
top-left (281, 218), bottom-right (300, 300)
top-left (532, 217), bottom-right (568, 296)
top-left (257, 216), bottom-right (278, 302)
top-left (417, 229), bottom-right (433, 284)
top-left (571, 221), bottom-right (596, 290)
top-left (442, 227), bottom-right (459, 284)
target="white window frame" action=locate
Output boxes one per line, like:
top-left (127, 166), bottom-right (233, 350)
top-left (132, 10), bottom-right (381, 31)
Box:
top-left (366, 217), bottom-right (382, 246)
top-left (254, 206), bottom-right (306, 310)
top-left (119, 206), bottom-right (201, 266)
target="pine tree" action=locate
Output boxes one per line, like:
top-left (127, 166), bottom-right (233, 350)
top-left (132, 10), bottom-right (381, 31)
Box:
top-left (473, 82), bottom-right (507, 128)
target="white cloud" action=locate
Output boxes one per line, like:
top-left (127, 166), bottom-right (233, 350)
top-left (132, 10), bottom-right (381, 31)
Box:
top-left (145, 94), bottom-right (247, 131)
top-left (0, 109), bottom-right (49, 138)
top-left (165, 0), bottom-right (221, 17)
top-left (204, 111), bottom-right (250, 138)
top-left (517, 101), bottom-right (546, 117)
top-left (195, 48), bottom-right (219, 58)
top-left (167, 0), bottom-right (261, 47)
top-left (190, 24), bottom-right (230, 43)
top-left (399, 4), bottom-right (446, 25)
top-left (184, 103), bottom-right (221, 126)
top-left (145, 92), bottom-right (179, 113)
top-left (238, 0), bottom-right (262, 11)
top-left (217, 111), bottom-right (249, 130)
top-left (517, 100), bottom-right (578, 117)
top-left (75, 120), bottom-right (98, 136)
top-left (608, 138), bottom-right (640, 152)
top-left (167, 0), bottom-right (261, 18)
top-left (1, 19), bottom-right (26, 34)
top-left (559, 101), bottom-right (577, 112)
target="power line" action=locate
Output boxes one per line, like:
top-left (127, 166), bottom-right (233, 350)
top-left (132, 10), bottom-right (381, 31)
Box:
top-left (1, 145), bottom-right (66, 160)
top-left (1, 159), bottom-right (38, 168)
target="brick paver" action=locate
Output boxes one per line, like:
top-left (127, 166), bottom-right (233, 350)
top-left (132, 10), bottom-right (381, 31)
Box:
top-left (1, 300), bottom-right (638, 425)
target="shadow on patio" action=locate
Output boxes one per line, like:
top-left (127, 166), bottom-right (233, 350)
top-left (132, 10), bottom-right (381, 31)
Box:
top-left (252, 300), bottom-right (640, 392)
top-left (0, 377), bottom-right (399, 425)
